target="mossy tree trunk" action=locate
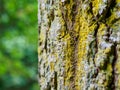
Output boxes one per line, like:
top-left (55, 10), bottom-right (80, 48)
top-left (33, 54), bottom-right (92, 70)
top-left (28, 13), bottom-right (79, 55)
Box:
top-left (38, 0), bottom-right (120, 90)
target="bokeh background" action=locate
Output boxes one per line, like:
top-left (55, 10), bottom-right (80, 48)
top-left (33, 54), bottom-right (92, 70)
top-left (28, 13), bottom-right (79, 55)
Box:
top-left (0, 0), bottom-right (39, 90)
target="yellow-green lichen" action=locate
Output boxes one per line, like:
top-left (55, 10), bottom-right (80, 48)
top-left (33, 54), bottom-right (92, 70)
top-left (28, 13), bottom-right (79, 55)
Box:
top-left (92, 0), bottom-right (101, 16)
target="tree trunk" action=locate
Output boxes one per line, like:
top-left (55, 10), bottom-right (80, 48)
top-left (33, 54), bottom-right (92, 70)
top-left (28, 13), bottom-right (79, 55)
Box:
top-left (38, 0), bottom-right (120, 90)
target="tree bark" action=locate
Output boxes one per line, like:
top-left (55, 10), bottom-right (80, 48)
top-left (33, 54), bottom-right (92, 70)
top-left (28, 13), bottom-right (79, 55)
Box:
top-left (38, 0), bottom-right (120, 90)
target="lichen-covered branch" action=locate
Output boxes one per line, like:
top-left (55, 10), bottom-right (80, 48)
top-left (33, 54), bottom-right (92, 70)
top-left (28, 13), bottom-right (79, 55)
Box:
top-left (38, 0), bottom-right (120, 90)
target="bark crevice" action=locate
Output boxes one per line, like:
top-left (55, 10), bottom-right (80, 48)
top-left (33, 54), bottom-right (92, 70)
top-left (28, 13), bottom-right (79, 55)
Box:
top-left (110, 42), bottom-right (118, 89)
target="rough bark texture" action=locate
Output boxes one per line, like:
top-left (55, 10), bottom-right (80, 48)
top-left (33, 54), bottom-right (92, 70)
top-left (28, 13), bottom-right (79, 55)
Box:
top-left (38, 0), bottom-right (120, 90)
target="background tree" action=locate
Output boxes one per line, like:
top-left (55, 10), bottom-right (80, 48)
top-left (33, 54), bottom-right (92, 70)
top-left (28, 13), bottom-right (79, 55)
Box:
top-left (38, 0), bottom-right (120, 90)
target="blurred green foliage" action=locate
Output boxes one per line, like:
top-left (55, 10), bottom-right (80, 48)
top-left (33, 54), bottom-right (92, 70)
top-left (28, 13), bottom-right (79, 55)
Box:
top-left (0, 0), bottom-right (39, 90)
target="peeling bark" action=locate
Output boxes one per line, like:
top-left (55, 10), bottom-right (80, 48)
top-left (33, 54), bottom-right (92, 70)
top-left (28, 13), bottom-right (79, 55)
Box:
top-left (38, 0), bottom-right (120, 90)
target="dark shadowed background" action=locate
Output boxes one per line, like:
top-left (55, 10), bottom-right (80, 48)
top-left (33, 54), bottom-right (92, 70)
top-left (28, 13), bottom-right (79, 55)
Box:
top-left (0, 0), bottom-right (39, 90)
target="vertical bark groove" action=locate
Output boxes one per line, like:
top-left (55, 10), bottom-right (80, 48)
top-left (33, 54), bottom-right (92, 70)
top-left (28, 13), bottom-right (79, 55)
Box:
top-left (111, 42), bottom-right (118, 89)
